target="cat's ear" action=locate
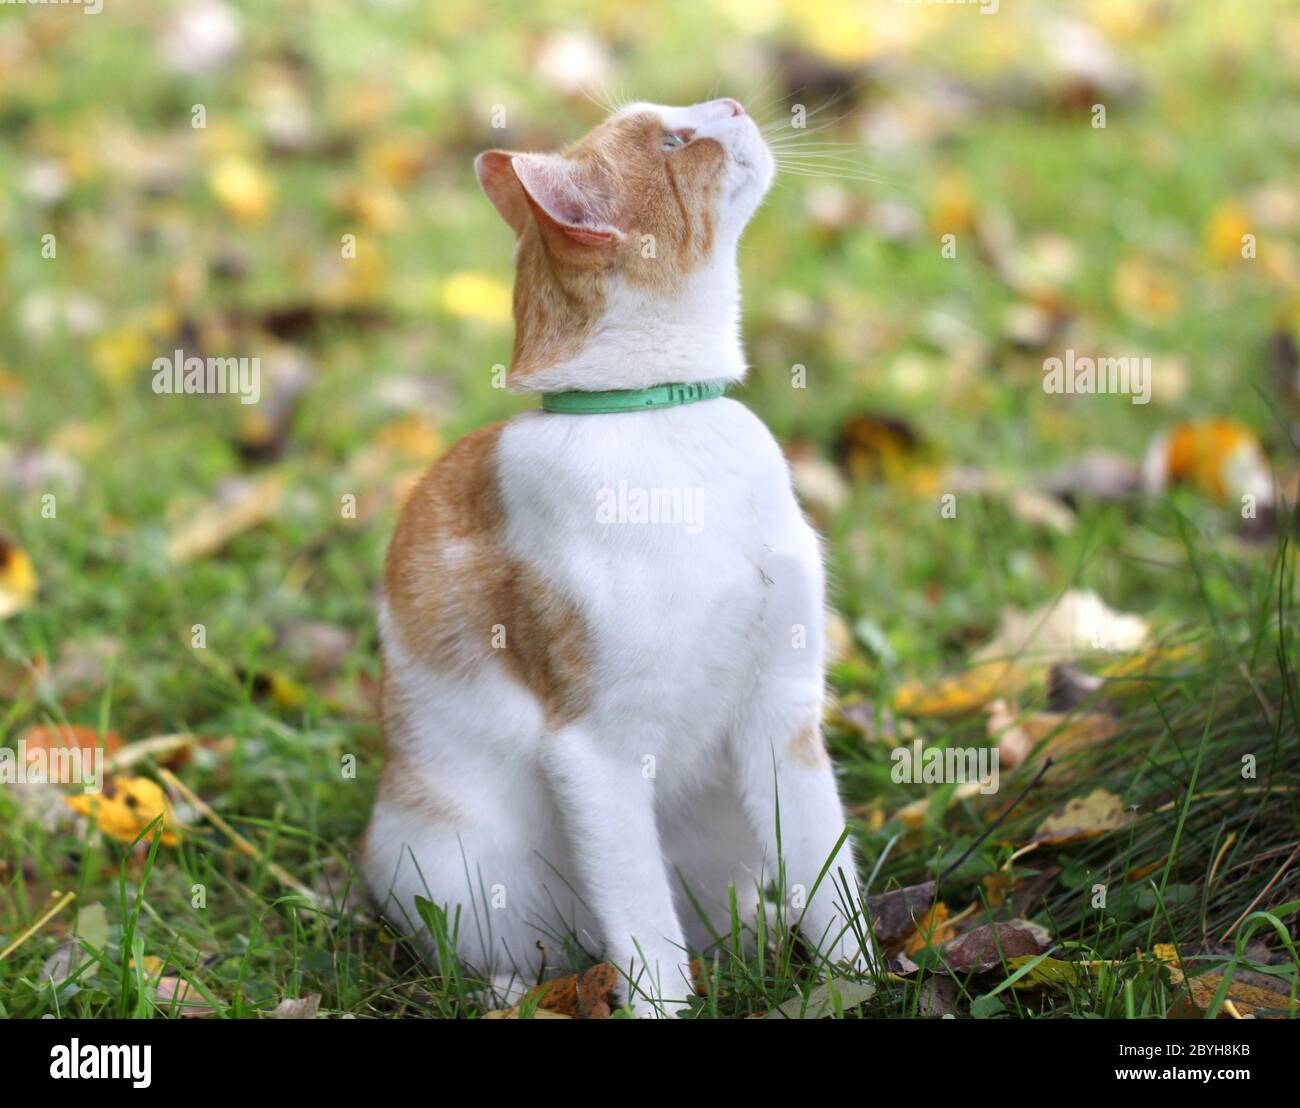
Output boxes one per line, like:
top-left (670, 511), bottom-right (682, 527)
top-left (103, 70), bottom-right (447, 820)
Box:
top-left (474, 150), bottom-right (535, 236)
top-left (476, 150), bottom-right (622, 254)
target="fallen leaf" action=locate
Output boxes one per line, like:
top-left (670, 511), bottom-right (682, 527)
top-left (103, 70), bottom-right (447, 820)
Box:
top-left (0, 537), bottom-right (38, 618)
top-left (1143, 418), bottom-right (1272, 504)
top-left (903, 902), bottom-right (957, 956)
top-left (237, 668), bottom-right (307, 711)
top-left (834, 412), bottom-right (930, 487)
top-left (166, 474), bottom-right (284, 563)
top-left (65, 775), bottom-right (180, 846)
top-left (893, 662), bottom-right (1024, 717)
top-left (935, 921), bottom-right (1046, 974)
top-left (1172, 969), bottom-right (1298, 1019)
top-left (265, 993), bottom-right (321, 1019)
top-left (1204, 203), bottom-right (1253, 265)
top-left (441, 271), bottom-right (512, 326)
top-left (866, 882), bottom-right (937, 945)
top-left (1004, 954), bottom-right (1104, 991)
top-left (209, 155), bottom-right (275, 224)
top-left (974, 589), bottom-right (1148, 667)
top-left (526, 962), bottom-right (622, 1019)
top-left (1112, 255), bottom-right (1181, 323)
top-left (916, 974), bottom-right (960, 1017)
top-left (482, 1006), bottom-right (572, 1020)
top-left (105, 733), bottom-right (196, 773)
top-left (987, 700), bottom-right (1118, 769)
top-left (765, 978), bottom-right (876, 1019)
top-left (1032, 787), bottom-right (1134, 845)
top-left (21, 723), bottom-right (123, 761)
top-left (90, 327), bottom-right (153, 391)
top-left (156, 975), bottom-right (217, 1017)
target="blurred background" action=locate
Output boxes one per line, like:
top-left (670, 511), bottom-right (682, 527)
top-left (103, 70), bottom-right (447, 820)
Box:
top-left (1, 0), bottom-right (1299, 1018)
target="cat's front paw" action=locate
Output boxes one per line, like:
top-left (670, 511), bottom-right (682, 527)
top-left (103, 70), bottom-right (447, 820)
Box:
top-left (614, 952), bottom-right (695, 1018)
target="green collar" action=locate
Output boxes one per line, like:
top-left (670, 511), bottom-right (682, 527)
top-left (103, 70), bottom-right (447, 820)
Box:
top-left (541, 379), bottom-right (729, 415)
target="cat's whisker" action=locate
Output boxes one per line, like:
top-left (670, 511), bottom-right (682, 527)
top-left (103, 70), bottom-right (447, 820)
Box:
top-left (763, 114), bottom-right (858, 143)
top-left (741, 72), bottom-right (790, 124)
top-left (580, 83), bottom-right (620, 119)
top-left (772, 159), bottom-right (888, 185)
top-left (767, 143), bottom-right (865, 155)
top-left (762, 89), bottom-right (863, 141)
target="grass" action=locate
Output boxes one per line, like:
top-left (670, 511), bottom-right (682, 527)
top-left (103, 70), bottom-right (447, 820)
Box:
top-left (2, 0), bottom-right (1299, 1018)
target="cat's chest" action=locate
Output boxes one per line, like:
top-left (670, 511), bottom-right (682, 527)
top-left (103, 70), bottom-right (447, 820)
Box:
top-left (499, 399), bottom-right (798, 579)
top-left (498, 400), bottom-right (813, 714)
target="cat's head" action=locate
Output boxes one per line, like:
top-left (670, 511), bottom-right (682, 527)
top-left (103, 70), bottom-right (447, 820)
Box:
top-left (475, 98), bottom-right (774, 391)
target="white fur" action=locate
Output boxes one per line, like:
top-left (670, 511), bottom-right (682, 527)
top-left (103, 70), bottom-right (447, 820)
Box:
top-left (364, 101), bottom-right (865, 1017)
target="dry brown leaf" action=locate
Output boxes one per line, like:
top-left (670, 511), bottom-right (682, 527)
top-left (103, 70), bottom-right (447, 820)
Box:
top-left (524, 962), bottom-right (622, 1019)
top-left (21, 723), bottom-right (123, 759)
top-left (156, 975), bottom-right (217, 1017)
top-left (936, 921), bottom-right (1045, 974)
top-left (866, 882), bottom-right (936, 945)
top-left (1171, 969), bottom-right (1297, 1019)
top-left (265, 993), bottom-right (321, 1019)
top-left (987, 699), bottom-right (1118, 769)
top-left (482, 1006), bottom-right (572, 1020)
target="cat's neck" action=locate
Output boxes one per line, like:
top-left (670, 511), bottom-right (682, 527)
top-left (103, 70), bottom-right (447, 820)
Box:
top-left (509, 258), bottom-right (749, 393)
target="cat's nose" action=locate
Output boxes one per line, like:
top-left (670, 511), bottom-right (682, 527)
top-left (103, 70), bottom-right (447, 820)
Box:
top-left (719, 98), bottom-right (745, 118)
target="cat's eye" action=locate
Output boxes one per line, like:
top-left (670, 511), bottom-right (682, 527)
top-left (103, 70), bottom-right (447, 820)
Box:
top-left (661, 132), bottom-right (685, 151)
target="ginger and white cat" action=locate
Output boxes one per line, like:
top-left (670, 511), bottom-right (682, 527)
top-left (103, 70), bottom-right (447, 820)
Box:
top-left (362, 97), bottom-right (867, 1016)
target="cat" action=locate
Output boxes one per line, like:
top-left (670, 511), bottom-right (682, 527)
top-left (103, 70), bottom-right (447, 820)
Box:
top-left (361, 97), bottom-right (867, 1017)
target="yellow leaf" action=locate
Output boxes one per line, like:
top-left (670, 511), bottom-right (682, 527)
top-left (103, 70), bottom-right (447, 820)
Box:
top-left (1032, 788), bottom-right (1134, 846)
top-left (1204, 203), bottom-right (1252, 264)
top-left (166, 475), bottom-right (284, 563)
top-left (90, 327), bottom-right (152, 391)
top-left (1005, 955), bottom-right (1104, 991)
top-left (929, 172), bottom-right (976, 237)
top-left (441, 271), bottom-right (512, 326)
top-left (903, 902), bottom-right (956, 955)
top-left (66, 775), bottom-right (179, 846)
top-left (333, 182), bottom-right (406, 233)
top-left (0, 538), bottom-right (38, 619)
top-left (209, 156), bottom-right (276, 224)
top-left (1112, 256), bottom-right (1181, 322)
top-left (1170, 968), bottom-right (1298, 1018)
top-left (893, 662), bottom-right (1023, 717)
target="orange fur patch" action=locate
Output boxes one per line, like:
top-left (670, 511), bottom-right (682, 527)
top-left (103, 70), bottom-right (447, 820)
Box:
top-left (787, 720), bottom-right (829, 767)
top-left (384, 423), bottom-right (592, 729)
